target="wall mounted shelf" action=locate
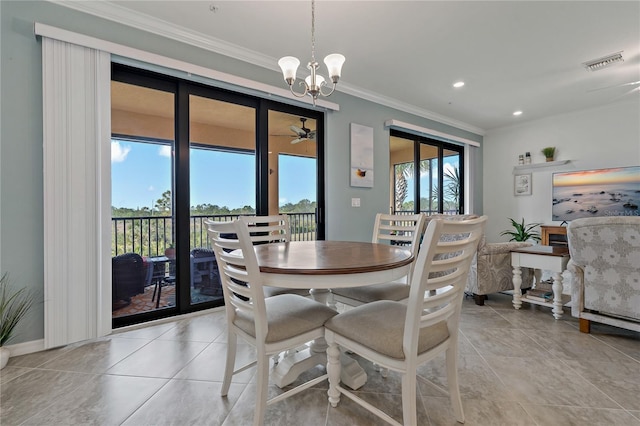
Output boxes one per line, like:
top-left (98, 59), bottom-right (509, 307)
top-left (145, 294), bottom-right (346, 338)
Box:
top-left (513, 160), bottom-right (570, 174)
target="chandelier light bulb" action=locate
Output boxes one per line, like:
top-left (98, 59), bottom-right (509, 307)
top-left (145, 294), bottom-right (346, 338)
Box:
top-left (278, 56), bottom-right (300, 84)
top-left (324, 54), bottom-right (345, 82)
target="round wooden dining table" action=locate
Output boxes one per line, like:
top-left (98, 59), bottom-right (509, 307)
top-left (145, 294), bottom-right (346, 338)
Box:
top-left (251, 240), bottom-right (413, 390)
top-left (253, 240), bottom-right (413, 288)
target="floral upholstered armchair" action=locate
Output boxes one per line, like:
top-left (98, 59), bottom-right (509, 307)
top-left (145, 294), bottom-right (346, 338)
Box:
top-left (567, 217), bottom-right (640, 333)
top-left (425, 214), bottom-right (534, 305)
top-left (466, 236), bottom-right (535, 305)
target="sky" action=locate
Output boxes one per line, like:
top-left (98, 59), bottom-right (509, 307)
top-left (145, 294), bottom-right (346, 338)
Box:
top-left (111, 140), bottom-right (316, 210)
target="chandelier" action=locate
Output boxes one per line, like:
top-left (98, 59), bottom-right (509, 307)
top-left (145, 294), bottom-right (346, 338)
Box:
top-left (277, 0), bottom-right (345, 106)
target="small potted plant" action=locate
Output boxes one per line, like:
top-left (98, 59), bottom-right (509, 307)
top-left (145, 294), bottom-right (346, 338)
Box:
top-left (164, 243), bottom-right (176, 259)
top-left (500, 218), bottom-right (542, 242)
top-left (541, 147), bottom-right (556, 162)
top-left (0, 273), bottom-right (35, 369)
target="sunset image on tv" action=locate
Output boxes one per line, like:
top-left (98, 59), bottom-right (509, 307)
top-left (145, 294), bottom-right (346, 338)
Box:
top-left (552, 166), bottom-right (640, 221)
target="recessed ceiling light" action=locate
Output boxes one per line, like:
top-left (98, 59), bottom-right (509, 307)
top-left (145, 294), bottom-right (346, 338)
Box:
top-left (513, 111), bottom-right (523, 116)
top-left (453, 81), bottom-right (465, 88)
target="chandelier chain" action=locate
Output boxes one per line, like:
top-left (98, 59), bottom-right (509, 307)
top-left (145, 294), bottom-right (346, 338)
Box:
top-left (310, 0), bottom-right (316, 62)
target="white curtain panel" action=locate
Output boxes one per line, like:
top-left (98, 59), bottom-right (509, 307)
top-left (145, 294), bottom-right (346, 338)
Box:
top-left (42, 37), bottom-right (112, 348)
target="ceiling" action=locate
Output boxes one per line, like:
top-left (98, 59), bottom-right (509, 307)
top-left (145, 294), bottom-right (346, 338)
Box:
top-left (71, 1), bottom-right (639, 132)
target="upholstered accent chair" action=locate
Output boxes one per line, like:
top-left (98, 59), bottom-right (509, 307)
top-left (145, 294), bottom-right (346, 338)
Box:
top-left (567, 216), bottom-right (640, 333)
top-left (466, 235), bottom-right (535, 305)
top-left (425, 214), bottom-right (535, 305)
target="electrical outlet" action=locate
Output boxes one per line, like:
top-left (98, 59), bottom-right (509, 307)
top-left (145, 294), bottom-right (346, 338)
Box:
top-left (351, 198), bottom-right (361, 207)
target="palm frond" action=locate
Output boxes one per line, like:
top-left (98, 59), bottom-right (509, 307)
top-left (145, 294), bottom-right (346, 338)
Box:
top-left (0, 274), bottom-right (35, 346)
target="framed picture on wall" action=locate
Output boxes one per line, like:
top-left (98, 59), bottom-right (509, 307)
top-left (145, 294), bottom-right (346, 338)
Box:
top-left (350, 123), bottom-right (374, 187)
top-left (514, 173), bottom-right (532, 196)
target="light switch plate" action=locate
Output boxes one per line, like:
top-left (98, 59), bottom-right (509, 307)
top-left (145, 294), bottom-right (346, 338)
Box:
top-left (351, 198), bottom-right (361, 207)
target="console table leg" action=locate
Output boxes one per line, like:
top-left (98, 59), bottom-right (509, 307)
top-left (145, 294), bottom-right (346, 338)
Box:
top-left (552, 272), bottom-right (564, 319)
top-left (512, 266), bottom-right (522, 310)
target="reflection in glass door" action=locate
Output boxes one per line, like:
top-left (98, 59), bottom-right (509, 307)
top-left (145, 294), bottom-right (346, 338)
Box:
top-left (188, 94), bottom-right (256, 305)
top-left (268, 110), bottom-right (319, 240)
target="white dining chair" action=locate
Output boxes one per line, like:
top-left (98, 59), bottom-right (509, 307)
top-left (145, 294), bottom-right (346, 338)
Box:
top-left (325, 215), bottom-right (487, 425)
top-left (206, 219), bottom-right (337, 426)
top-left (239, 214), bottom-right (311, 366)
top-left (239, 214), bottom-right (310, 299)
top-left (330, 213), bottom-right (426, 307)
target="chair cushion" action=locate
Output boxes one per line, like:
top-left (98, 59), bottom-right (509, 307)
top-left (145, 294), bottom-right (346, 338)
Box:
top-left (262, 286), bottom-right (311, 298)
top-left (234, 294), bottom-right (338, 343)
top-left (325, 300), bottom-right (449, 360)
top-left (331, 281), bottom-right (410, 303)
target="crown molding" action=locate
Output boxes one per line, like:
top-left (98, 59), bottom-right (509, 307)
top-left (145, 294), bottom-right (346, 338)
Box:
top-left (48, 0), bottom-right (486, 136)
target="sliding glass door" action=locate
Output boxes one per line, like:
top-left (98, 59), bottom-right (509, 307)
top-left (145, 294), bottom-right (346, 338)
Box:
top-left (390, 129), bottom-right (464, 215)
top-left (111, 65), bottom-right (325, 326)
top-left (187, 92), bottom-right (257, 306)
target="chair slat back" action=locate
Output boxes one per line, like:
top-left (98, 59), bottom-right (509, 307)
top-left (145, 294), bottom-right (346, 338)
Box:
top-left (405, 216), bottom-right (486, 351)
top-left (372, 213), bottom-right (425, 247)
top-left (206, 219), bottom-right (268, 340)
top-left (240, 214), bottom-right (291, 244)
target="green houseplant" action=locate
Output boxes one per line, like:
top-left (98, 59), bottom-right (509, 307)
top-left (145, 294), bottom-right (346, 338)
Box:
top-left (541, 146), bottom-right (556, 162)
top-left (0, 273), bottom-right (35, 369)
top-left (500, 218), bottom-right (542, 242)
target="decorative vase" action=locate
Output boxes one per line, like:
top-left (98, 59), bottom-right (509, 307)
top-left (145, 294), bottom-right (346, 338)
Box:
top-left (0, 346), bottom-right (10, 369)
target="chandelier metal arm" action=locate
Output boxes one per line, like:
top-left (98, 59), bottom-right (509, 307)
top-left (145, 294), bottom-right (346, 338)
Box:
top-left (287, 81), bottom-right (310, 99)
top-left (317, 82), bottom-right (337, 97)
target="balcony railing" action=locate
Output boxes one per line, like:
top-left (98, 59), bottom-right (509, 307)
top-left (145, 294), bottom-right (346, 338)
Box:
top-left (111, 212), bottom-right (317, 257)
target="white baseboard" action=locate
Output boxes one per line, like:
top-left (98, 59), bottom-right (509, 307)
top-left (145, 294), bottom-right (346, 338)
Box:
top-left (4, 339), bottom-right (45, 357)
top-left (4, 306), bottom-right (226, 357)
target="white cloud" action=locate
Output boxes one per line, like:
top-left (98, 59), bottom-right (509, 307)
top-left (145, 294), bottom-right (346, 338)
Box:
top-left (443, 163), bottom-right (457, 176)
top-left (148, 185), bottom-right (155, 192)
top-left (159, 145), bottom-right (172, 157)
top-left (111, 141), bottom-right (131, 163)
top-left (279, 197), bottom-right (288, 205)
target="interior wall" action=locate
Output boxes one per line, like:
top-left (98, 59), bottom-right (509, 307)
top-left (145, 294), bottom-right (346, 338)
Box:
top-left (0, 0), bottom-right (482, 345)
top-left (482, 98), bottom-right (640, 242)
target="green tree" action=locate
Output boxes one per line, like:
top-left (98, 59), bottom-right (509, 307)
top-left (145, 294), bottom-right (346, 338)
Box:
top-left (155, 190), bottom-right (172, 213)
top-left (444, 166), bottom-right (460, 211)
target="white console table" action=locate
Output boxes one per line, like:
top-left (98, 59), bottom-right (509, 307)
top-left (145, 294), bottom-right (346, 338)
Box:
top-left (511, 245), bottom-right (570, 319)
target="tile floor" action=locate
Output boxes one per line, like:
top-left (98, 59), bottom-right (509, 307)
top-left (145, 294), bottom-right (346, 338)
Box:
top-left (2, 293), bottom-right (639, 425)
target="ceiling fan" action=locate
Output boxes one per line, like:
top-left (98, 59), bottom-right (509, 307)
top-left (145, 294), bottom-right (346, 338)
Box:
top-left (289, 117), bottom-right (316, 144)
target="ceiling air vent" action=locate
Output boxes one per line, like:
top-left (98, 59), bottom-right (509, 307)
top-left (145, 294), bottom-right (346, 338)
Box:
top-left (583, 51), bottom-right (624, 71)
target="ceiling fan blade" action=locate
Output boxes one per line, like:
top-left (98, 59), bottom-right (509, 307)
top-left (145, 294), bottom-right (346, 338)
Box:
top-left (291, 137), bottom-right (308, 144)
top-left (290, 125), bottom-right (305, 136)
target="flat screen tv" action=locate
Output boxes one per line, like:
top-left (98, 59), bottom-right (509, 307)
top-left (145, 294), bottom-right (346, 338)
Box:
top-left (552, 166), bottom-right (640, 222)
